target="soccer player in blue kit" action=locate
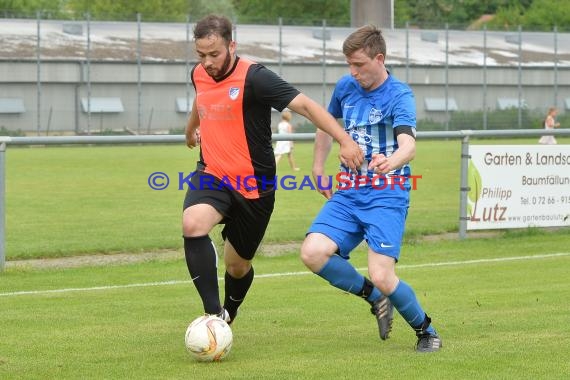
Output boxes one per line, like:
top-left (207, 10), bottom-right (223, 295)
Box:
top-left (300, 25), bottom-right (442, 352)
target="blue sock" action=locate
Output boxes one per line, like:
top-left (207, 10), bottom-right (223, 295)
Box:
top-left (317, 255), bottom-right (382, 303)
top-left (388, 280), bottom-right (435, 334)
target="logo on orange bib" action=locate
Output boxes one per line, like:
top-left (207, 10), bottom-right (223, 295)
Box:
top-left (229, 87), bottom-right (240, 100)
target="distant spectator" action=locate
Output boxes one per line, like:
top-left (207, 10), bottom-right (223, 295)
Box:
top-left (274, 109), bottom-right (300, 171)
top-left (538, 106), bottom-right (560, 145)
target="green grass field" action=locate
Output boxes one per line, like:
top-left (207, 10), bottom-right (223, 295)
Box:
top-left (9, 138), bottom-right (569, 259)
top-left (1, 235), bottom-right (569, 379)
top-left (1, 139), bottom-right (570, 379)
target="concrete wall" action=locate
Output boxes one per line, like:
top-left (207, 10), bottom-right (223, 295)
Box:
top-left (351, 0), bottom-right (393, 29)
top-left (1, 60), bottom-right (569, 134)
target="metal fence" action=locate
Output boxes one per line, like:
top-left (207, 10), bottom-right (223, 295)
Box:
top-left (1, 15), bottom-right (570, 135)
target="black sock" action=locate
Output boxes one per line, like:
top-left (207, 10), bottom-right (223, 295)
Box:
top-left (223, 267), bottom-right (254, 321)
top-left (184, 235), bottom-right (221, 315)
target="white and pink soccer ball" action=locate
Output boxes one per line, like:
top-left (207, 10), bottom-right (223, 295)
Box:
top-left (184, 315), bottom-right (233, 362)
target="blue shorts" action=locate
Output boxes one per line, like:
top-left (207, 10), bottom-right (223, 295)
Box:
top-left (307, 186), bottom-right (409, 261)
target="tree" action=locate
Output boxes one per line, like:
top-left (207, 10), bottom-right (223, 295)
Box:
top-left (64, 0), bottom-right (235, 22)
top-left (3, 0), bottom-right (568, 32)
top-left (232, 0), bottom-right (350, 26)
top-left (394, 0), bottom-right (534, 29)
top-left (187, 0), bottom-right (236, 22)
top-left (485, 3), bottom-right (526, 30)
top-left (0, 0), bottom-right (68, 17)
top-left (524, 0), bottom-right (570, 31)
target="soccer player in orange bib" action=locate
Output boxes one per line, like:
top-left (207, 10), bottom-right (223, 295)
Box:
top-left (182, 15), bottom-right (363, 326)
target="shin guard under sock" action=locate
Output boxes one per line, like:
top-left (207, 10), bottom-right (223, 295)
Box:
top-left (184, 235), bottom-right (221, 314)
top-left (223, 267), bottom-right (254, 322)
top-left (318, 255), bottom-right (382, 303)
top-left (388, 280), bottom-right (435, 334)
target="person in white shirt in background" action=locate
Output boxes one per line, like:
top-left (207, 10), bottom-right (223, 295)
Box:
top-left (274, 109), bottom-right (300, 171)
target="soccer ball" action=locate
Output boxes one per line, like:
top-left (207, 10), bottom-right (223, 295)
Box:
top-left (184, 315), bottom-right (233, 362)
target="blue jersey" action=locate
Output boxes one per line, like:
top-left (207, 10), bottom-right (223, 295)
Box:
top-left (328, 74), bottom-right (416, 188)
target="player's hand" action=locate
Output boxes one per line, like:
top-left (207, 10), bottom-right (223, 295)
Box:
top-left (338, 139), bottom-right (364, 173)
top-left (368, 153), bottom-right (391, 174)
top-left (312, 170), bottom-right (333, 199)
top-left (186, 129), bottom-right (200, 149)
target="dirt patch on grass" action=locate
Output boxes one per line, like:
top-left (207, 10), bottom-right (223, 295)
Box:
top-left (6, 250), bottom-right (182, 270)
top-left (258, 241), bottom-right (301, 257)
top-left (4, 242), bottom-right (302, 270)
top-left (418, 231), bottom-right (500, 242)
top-left (5, 232), bottom-right (505, 270)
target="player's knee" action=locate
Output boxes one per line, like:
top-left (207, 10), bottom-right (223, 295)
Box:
top-left (300, 239), bottom-right (317, 266)
top-left (182, 216), bottom-right (208, 237)
top-left (225, 261), bottom-right (251, 278)
top-left (300, 235), bottom-right (330, 271)
top-left (369, 270), bottom-right (398, 295)
top-left (182, 204), bottom-right (221, 236)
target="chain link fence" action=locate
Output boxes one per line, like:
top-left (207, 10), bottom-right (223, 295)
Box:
top-left (1, 12), bottom-right (569, 135)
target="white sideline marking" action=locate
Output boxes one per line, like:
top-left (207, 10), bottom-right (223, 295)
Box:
top-left (1, 252), bottom-right (568, 297)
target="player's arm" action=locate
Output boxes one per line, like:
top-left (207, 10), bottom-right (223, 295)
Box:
top-left (185, 98), bottom-right (200, 149)
top-left (369, 128), bottom-right (416, 174)
top-left (312, 129), bottom-right (334, 198)
top-left (287, 93), bottom-right (363, 172)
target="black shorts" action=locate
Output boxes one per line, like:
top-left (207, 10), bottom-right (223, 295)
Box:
top-left (183, 171), bottom-right (275, 260)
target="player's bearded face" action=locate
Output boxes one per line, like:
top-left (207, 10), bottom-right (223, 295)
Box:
top-left (196, 35), bottom-right (235, 80)
top-left (215, 47), bottom-right (232, 79)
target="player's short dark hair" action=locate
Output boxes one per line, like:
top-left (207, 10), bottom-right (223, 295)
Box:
top-left (343, 25), bottom-right (386, 59)
top-left (193, 14), bottom-right (233, 43)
